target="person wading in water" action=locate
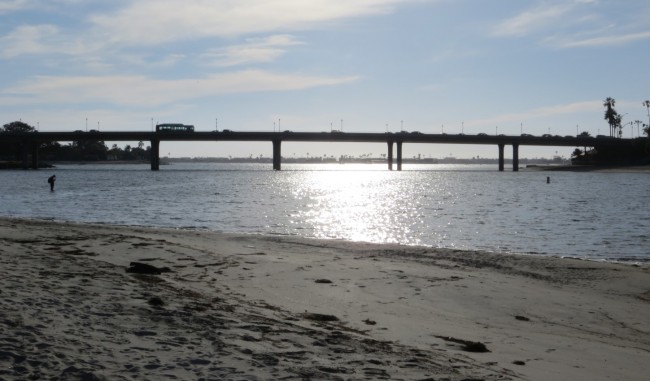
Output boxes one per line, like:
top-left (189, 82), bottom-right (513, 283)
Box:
top-left (48, 175), bottom-right (56, 191)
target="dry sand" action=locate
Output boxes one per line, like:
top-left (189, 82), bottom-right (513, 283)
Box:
top-left (1, 217), bottom-right (649, 380)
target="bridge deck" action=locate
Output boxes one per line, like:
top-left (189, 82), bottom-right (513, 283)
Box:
top-left (2, 130), bottom-right (636, 171)
top-left (2, 130), bottom-right (632, 147)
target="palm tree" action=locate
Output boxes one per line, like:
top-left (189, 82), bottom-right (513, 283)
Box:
top-left (578, 131), bottom-right (591, 152)
top-left (634, 120), bottom-right (643, 138)
top-left (603, 97), bottom-right (619, 137)
top-left (643, 100), bottom-right (650, 128)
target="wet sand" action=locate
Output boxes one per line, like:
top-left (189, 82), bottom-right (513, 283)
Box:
top-left (1, 217), bottom-right (649, 380)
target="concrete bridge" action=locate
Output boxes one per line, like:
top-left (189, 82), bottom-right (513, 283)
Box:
top-left (1, 130), bottom-right (635, 171)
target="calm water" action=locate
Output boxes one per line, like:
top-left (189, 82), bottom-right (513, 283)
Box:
top-left (1, 163), bottom-right (649, 263)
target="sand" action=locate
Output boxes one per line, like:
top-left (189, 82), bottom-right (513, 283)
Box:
top-left (1, 217), bottom-right (649, 380)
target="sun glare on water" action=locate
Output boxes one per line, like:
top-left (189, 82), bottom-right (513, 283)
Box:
top-left (288, 169), bottom-right (429, 245)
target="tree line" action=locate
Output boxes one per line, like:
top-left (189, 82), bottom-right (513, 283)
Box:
top-left (0, 121), bottom-right (150, 163)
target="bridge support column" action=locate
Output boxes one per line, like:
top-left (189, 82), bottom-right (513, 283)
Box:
top-left (272, 139), bottom-right (282, 170)
top-left (498, 143), bottom-right (505, 172)
top-left (31, 140), bottom-right (39, 169)
top-left (387, 141), bottom-right (394, 170)
top-left (512, 144), bottom-right (519, 172)
top-left (21, 139), bottom-right (29, 170)
top-left (150, 139), bottom-right (160, 171)
top-left (396, 141), bottom-right (403, 171)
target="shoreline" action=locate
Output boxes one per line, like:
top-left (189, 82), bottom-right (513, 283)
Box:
top-left (2, 217), bottom-right (649, 380)
top-left (7, 216), bottom-right (649, 266)
top-left (525, 163), bottom-right (650, 173)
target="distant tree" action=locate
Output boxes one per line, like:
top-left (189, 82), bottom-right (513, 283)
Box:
top-left (2, 121), bottom-right (36, 133)
top-left (68, 130), bottom-right (107, 160)
top-left (107, 144), bottom-right (123, 160)
top-left (615, 114), bottom-right (623, 138)
top-left (40, 141), bottom-right (62, 161)
top-left (633, 120), bottom-right (643, 138)
top-left (603, 97), bottom-right (620, 137)
top-left (130, 142), bottom-right (148, 160)
top-left (643, 100), bottom-right (650, 127)
top-left (0, 121), bottom-right (36, 160)
top-left (571, 148), bottom-right (583, 158)
top-left (578, 131), bottom-right (591, 153)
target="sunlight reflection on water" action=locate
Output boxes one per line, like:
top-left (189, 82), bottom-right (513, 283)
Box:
top-left (293, 170), bottom-right (419, 244)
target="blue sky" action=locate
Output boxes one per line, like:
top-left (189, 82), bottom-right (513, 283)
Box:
top-left (2, 0), bottom-right (649, 159)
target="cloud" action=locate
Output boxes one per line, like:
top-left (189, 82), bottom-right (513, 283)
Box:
top-left (469, 101), bottom-right (601, 127)
top-left (0, 0), bottom-right (32, 14)
top-left (203, 35), bottom-right (304, 67)
top-left (492, 1), bottom-right (650, 50)
top-left (1, 0), bottom-right (429, 68)
top-left (89, 0), bottom-right (419, 46)
top-left (548, 30), bottom-right (650, 48)
top-left (2, 70), bottom-right (359, 107)
top-left (0, 24), bottom-right (100, 59)
top-left (492, 4), bottom-right (573, 37)
top-left (0, 25), bottom-right (60, 58)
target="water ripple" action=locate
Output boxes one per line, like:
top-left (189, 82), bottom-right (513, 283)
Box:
top-left (1, 163), bottom-right (649, 262)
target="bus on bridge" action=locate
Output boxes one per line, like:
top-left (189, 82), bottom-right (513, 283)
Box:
top-left (155, 123), bottom-right (194, 133)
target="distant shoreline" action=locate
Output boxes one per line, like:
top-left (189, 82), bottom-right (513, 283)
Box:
top-left (526, 163), bottom-right (650, 173)
top-left (5, 160), bottom-right (650, 173)
top-left (0, 160), bottom-right (153, 169)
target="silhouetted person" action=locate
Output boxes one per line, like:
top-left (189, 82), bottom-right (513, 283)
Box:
top-left (48, 175), bottom-right (56, 191)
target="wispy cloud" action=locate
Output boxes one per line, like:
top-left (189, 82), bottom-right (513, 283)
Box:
top-left (492, 4), bottom-right (573, 37)
top-left (2, 71), bottom-right (359, 107)
top-left (0, 0), bottom-right (429, 61)
top-left (0, 25), bottom-right (60, 58)
top-left (90, 0), bottom-right (423, 46)
top-left (0, 0), bottom-right (32, 14)
top-left (0, 0), bottom-right (428, 74)
top-left (0, 24), bottom-right (99, 59)
top-left (468, 101), bottom-right (601, 127)
top-left (203, 35), bottom-right (305, 67)
top-left (492, 1), bottom-right (650, 50)
top-left (547, 30), bottom-right (650, 48)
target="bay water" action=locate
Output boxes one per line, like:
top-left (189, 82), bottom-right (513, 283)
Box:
top-left (1, 163), bottom-right (648, 263)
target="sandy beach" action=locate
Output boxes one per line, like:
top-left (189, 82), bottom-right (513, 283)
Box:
top-left (1, 217), bottom-right (649, 380)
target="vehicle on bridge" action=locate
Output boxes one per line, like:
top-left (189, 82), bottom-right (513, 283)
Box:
top-left (156, 123), bottom-right (194, 132)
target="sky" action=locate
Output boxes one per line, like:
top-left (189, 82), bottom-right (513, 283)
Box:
top-left (1, 0), bottom-right (649, 159)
